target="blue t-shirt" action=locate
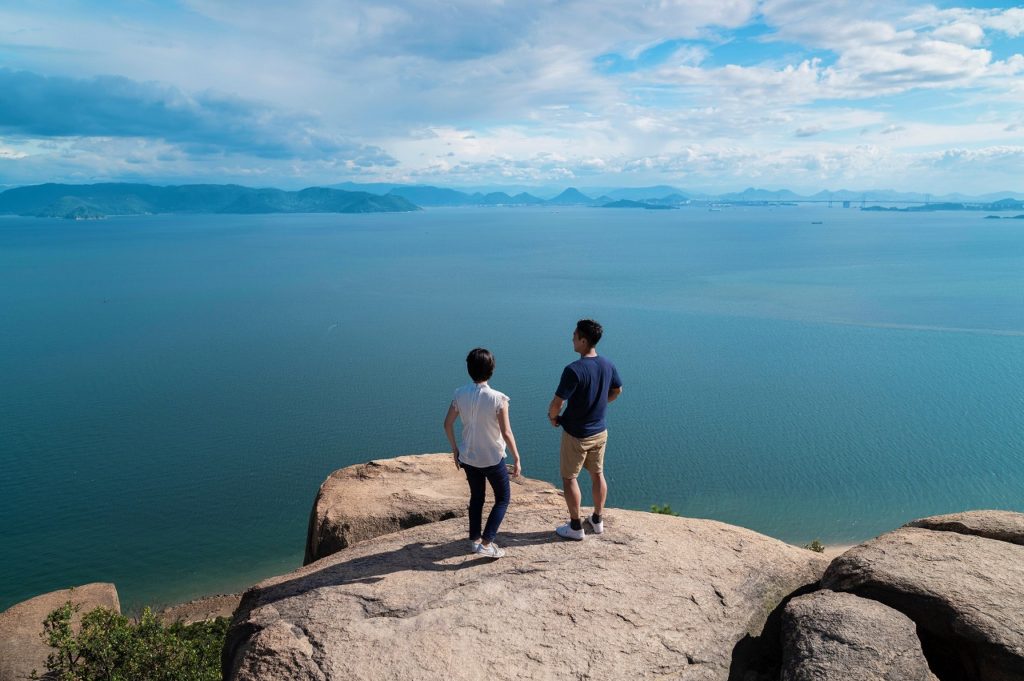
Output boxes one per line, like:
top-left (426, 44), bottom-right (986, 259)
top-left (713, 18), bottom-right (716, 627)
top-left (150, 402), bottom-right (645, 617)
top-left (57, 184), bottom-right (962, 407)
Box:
top-left (555, 355), bottom-right (622, 438)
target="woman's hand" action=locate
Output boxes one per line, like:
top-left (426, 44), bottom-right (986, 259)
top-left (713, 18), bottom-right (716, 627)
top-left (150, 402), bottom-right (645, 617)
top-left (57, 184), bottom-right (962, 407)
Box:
top-left (510, 460), bottom-right (522, 478)
top-left (452, 452), bottom-right (461, 470)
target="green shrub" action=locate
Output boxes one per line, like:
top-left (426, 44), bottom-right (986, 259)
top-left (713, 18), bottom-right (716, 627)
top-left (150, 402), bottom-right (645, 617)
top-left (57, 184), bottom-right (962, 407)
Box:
top-left (33, 602), bottom-right (228, 681)
top-left (804, 539), bottom-right (826, 553)
top-left (650, 504), bottom-right (680, 516)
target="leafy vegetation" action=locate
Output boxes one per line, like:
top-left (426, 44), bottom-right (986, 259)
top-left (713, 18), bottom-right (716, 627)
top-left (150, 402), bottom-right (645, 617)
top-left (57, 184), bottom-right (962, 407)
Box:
top-left (32, 602), bottom-right (228, 681)
top-left (650, 504), bottom-right (680, 516)
top-left (804, 539), bottom-right (826, 553)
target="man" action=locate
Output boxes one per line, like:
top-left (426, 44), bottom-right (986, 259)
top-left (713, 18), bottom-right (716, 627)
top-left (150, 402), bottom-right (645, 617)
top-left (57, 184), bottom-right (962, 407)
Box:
top-left (548, 319), bottom-right (622, 540)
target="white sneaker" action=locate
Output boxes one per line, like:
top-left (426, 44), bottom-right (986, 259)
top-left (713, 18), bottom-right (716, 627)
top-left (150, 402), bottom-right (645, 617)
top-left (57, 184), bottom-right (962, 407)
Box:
top-left (585, 515), bottom-right (604, 535)
top-left (556, 522), bottom-right (585, 541)
top-left (469, 540), bottom-right (481, 554)
top-left (477, 542), bottom-right (505, 558)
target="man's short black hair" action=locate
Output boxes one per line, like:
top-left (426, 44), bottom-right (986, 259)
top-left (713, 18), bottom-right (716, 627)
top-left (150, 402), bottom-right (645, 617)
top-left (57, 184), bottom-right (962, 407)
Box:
top-left (466, 348), bottom-right (495, 382)
top-left (576, 319), bottom-right (603, 346)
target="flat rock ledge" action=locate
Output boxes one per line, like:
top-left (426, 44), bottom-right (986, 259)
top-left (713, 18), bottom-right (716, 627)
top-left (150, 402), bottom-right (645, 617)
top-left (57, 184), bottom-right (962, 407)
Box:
top-left (0, 583), bottom-right (120, 681)
top-left (782, 590), bottom-right (937, 681)
top-left (227, 507), bottom-right (828, 681)
top-left (823, 514), bottom-right (1024, 681)
top-left (304, 453), bottom-right (565, 564)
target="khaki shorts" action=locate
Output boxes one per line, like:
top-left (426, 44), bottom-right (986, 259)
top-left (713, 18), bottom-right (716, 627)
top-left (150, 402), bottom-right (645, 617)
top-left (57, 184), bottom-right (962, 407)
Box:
top-left (560, 429), bottom-right (608, 479)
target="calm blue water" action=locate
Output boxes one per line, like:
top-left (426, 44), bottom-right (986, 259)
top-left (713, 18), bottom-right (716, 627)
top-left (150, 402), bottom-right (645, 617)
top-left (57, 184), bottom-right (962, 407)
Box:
top-left (2, 206), bottom-right (1022, 611)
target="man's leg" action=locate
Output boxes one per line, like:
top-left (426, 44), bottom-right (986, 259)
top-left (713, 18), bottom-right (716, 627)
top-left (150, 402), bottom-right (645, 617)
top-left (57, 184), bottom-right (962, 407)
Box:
top-left (559, 431), bottom-right (585, 520)
top-left (589, 469), bottom-right (607, 517)
top-left (583, 431), bottom-right (609, 528)
top-left (562, 476), bottom-right (582, 520)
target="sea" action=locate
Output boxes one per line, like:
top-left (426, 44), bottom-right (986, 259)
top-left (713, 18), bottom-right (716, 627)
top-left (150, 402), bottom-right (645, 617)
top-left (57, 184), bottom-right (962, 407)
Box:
top-left (1, 205), bottom-right (1022, 612)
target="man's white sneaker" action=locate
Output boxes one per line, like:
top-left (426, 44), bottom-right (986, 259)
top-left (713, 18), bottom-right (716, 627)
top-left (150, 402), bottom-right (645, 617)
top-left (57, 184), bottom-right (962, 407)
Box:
top-left (585, 515), bottom-right (604, 535)
top-left (477, 542), bottom-right (505, 558)
top-left (556, 522), bottom-right (585, 541)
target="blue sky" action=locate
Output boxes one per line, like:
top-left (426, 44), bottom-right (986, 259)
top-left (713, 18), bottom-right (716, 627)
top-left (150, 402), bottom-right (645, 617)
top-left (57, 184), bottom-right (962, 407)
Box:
top-left (0, 0), bottom-right (1022, 193)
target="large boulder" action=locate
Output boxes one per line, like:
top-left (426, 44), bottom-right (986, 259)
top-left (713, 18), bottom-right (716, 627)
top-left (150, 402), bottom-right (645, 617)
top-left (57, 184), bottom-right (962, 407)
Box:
top-left (0, 583), bottom-right (120, 681)
top-left (782, 590), bottom-right (937, 681)
top-left (227, 507), bottom-right (828, 681)
top-left (304, 453), bottom-right (565, 564)
top-left (906, 509), bottom-right (1024, 545)
top-left (823, 522), bottom-right (1024, 681)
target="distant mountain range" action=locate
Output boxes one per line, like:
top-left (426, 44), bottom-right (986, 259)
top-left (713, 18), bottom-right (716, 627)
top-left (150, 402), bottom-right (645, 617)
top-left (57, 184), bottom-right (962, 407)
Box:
top-left (333, 182), bottom-right (1024, 207)
top-left (0, 183), bottom-right (420, 218)
top-left (3, 182), bottom-right (1023, 219)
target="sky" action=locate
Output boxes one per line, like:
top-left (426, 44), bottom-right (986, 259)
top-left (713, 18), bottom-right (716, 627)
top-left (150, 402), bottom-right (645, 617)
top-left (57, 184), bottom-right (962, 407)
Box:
top-left (1, 0), bottom-right (1022, 194)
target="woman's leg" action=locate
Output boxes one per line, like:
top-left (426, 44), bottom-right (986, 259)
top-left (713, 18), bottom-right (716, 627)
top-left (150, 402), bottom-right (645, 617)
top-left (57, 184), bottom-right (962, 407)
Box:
top-left (463, 463), bottom-right (485, 542)
top-left (481, 460), bottom-right (511, 544)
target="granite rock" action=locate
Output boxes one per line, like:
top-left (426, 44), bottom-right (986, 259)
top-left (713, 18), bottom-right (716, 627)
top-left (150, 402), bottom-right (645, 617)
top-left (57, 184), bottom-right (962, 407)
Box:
top-left (0, 583), bottom-right (120, 681)
top-left (905, 509), bottom-right (1024, 545)
top-left (228, 507), bottom-right (828, 681)
top-left (782, 589), bottom-right (937, 681)
top-left (304, 453), bottom-right (564, 564)
top-left (823, 524), bottom-right (1024, 680)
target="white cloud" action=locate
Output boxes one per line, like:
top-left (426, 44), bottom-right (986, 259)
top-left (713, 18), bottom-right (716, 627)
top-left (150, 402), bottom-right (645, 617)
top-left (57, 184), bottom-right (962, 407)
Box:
top-left (908, 7), bottom-right (1024, 38)
top-left (931, 21), bottom-right (985, 46)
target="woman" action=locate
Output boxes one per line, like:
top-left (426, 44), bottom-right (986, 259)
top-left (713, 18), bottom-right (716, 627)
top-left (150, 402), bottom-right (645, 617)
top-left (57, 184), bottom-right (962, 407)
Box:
top-left (443, 348), bottom-right (522, 558)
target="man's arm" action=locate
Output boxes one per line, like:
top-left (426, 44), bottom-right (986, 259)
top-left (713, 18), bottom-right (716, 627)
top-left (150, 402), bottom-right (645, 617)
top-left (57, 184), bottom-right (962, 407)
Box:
top-left (547, 396), bottom-right (564, 427)
top-left (607, 386), bottom-right (623, 403)
top-left (443, 402), bottom-right (460, 468)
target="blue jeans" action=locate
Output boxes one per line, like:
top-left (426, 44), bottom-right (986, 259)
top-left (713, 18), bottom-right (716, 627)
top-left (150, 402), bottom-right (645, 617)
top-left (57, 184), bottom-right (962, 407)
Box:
top-left (461, 459), bottom-right (510, 544)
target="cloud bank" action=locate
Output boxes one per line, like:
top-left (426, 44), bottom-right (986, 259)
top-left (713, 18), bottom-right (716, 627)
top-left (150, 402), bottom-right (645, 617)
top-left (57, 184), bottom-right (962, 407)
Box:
top-left (0, 0), bottom-right (1021, 193)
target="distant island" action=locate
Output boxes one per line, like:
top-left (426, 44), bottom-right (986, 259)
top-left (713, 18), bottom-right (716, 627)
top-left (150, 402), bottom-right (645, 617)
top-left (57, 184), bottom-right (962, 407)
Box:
top-left (863, 198), bottom-right (1024, 213)
top-left (3, 182), bottom-right (1024, 218)
top-left (600, 199), bottom-right (675, 210)
top-left (0, 183), bottom-right (421, 219)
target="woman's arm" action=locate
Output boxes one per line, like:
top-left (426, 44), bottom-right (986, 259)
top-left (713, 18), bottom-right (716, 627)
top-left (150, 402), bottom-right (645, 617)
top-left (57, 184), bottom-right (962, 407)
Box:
top-left (443, 402), bottom-right (460, 469)
top-left (498, 405), bottom-right (522, 478)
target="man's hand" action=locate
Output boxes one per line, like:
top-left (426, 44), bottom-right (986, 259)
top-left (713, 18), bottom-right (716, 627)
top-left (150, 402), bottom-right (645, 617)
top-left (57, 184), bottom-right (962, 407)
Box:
top-left (547, 395), bottom-right (565, 427)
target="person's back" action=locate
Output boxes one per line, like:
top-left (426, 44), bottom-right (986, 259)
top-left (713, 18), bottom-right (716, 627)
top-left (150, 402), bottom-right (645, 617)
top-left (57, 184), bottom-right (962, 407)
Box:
top-left (557, 354), bottom-right (619, 439)
top-left (548, 319), bottom-right (622, 541)
top-left (452, 381), bottom-right (508, 468)
top-left (443, 348), bottom-right (522, 559)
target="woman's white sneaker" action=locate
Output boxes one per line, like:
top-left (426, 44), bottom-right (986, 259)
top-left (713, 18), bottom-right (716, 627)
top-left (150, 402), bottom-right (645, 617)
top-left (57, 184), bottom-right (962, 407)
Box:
top-left (477, 542), bottom-right (505, 558)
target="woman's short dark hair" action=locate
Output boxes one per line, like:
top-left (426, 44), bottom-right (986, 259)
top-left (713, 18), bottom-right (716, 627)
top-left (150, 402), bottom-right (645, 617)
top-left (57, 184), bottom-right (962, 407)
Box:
top-left (575, 319), bottom-right (603, 346)
top-left (466, 348), bottom-right (495, 382)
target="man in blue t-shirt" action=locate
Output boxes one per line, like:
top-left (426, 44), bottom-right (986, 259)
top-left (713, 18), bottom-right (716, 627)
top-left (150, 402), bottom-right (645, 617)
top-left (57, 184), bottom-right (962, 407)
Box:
top-left (548, 319), bottom-right (623, 540)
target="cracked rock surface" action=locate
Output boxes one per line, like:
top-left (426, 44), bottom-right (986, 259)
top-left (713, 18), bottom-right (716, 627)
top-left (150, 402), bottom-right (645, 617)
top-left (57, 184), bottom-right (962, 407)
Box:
top-left (782, 590), bottom-right (937, 681)
top-left (304, 453), bottom-right (565, 564)
top-left (823, 513), bottom-right (1024, 681)
top-left (227, 508), bottom-right (827, 681)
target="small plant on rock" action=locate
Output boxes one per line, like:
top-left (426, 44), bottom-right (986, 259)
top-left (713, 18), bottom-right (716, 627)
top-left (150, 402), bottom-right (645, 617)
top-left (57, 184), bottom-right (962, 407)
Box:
top-left (32, 601), bottom-right (228, 681)
top-left (650, 504), bottom-right (680, 516)
top-left (804, 539), bottom-right (826, 553)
